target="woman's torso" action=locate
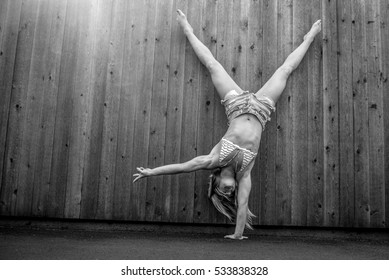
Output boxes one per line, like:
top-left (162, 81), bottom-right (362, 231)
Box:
top-left (214, 90), bottom-right (276, 174)
top-left (222, 90), bottom-right (272, 152)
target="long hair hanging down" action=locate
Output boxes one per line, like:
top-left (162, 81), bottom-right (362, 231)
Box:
top-left (208, 169), bottom-right (255, 229)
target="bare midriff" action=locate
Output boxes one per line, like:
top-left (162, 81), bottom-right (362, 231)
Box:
top-left (222, 113), bottom-right (262, 153)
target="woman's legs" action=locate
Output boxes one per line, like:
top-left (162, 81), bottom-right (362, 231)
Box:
top-left (177, 10), bottom-right (242, 99)
top-left (255, 20), bottom-right (322, 103)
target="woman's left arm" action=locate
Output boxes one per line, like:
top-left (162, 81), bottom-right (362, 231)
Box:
top-left (225, 171), bottom-right (252, 240)
top-left (133, 142), bottom-right (221, 183)
top-left (133, 154), bottom-right (217, 183)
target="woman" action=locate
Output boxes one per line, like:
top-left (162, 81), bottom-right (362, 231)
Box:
top-left (133, 10), bottom-right (322, 239)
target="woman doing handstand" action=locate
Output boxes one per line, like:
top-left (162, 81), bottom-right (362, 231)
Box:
top-left (133, 9), bottom-right (322, 239)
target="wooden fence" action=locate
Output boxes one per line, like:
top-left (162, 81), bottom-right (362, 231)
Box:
top-left (0, 0), bottom-right (388, 228)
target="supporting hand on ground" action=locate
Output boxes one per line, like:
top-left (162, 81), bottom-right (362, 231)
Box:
top-left (224, 234), bottom-right (248, 240)
top-left (133, 167), bottom-right (152, 183)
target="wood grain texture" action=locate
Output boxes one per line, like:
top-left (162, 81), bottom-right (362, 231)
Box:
top-left (31, 0), bottom-right (67, 217)
top-left (365, 0), bottom-right (385, 228)
top-left (275, 0), bottom-right (293, 226)
top-left (17, 0), bottom-right (55, 216)
top-left (0, 0), bottom-right (23, 215)
top-left (96, 0), bottom-right (126, 220)
top-left (322, 0), bottom-right (340, 227)
top-left (145, 0), bottom-right (174, 222)
top-left (193, 0), bottom-right (217, 224)
top-left (381, 0), bottom-right (389, 229)
top-left (78, 0), bottom-right (110, 220)
top-left (352, 0), bottom-right (370, 227)
top-left (64, 0), bottom-right (97, 219)
top-left (112, 0), bottom-right (136, 221)
top-left (130, 0), bottom-right (157, 221)
top-left (290, 0), bottom-right (309, 226)
top-left (337, 0), bottom-right (354, 227)
top-left (176, 0), bottom-right (202, 223)
top-left (307, 0), bottom-right (324, 227)
top-left (0, 0), bottom-right (388, 228)
top-left (259, 0), bottom-right (277, 226)
top-left (5, 0), bottom-right (39, 216)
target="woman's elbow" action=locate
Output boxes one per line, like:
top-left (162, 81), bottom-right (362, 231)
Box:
top-left (203, 155), bottom-right (215, 169)
top-left (195, 155), bottom-right (214, 170)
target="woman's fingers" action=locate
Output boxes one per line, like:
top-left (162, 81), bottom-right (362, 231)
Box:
top-left (133, 174), bottom-right (143, 183)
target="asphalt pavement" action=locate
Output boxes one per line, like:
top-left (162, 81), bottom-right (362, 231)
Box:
top-left (1, 225), bottom-right (389, 260)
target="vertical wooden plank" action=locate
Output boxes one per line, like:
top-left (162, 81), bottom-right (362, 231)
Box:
top-left (366, 0), bottom-right (385, 228)
top-left (0, 0), bottom-right (9, 197)
top-left (145, 0), bottom-right (174, 222)
top-left (130, 0), bottom-right (157, 221)
top-left (48, 0), bottom-right (80, 218)
top-left (247, 0), bottom-right (263, 223)
top-left (337, 0), bottom-right (354, 227)
top-left (322, 0), bottom-right (340, 227)
top-left (2, 0), bottom-right (39, 216)
top-left (31, 0), bottom-right (67, 217)
top-left (0, 1), bottom-right (7, 41)
top-left (163, 0), bottom-right (187, 222)
top-left (95, 0), bottom-right (127, 220)
top-left (64, 0), bottom-right (98, 219)
top-left (381, 0), bottom-right (389, 228)
top-left (176, 0), bottom-right (201, 223)
top-left (80, 0), bottom-right (113, 220)
top-left (258, 0), bottom-right (277, 225)
top-left (112, 0), bottom-right (136, 220)
top-left (193, 0), bottom-right (217, 224)
top-left (0, 0), bottom-right (22, 215)
top-left (290, 0), bottom-right (310, 226)
top-left (307, 0), bottom-right (324, 227)
top-left (15, 0), bottom-right (54, 216)
top-left (351, 0), bottom-right (370, 227)
top-left (275, 0), bottom-right (293, 226)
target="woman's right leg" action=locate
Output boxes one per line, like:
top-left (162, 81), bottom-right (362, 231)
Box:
top-left (177, 10), bottom-right (242, 99)
top-left (255, 20), bottom-right (322, 103)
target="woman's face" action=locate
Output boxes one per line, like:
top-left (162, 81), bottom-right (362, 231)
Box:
top-left (219, 175), bottom-right (236, 196)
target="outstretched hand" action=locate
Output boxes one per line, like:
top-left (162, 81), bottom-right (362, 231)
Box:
top-left (224, 234), bottom-right (248, 240)
top-left (133, 167), bottom-right (152, 183)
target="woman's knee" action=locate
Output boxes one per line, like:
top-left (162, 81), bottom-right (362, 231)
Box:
top-left (206, 59), bottom-right (222, 74)
top-left (278, 64), bottom-right (294, 78)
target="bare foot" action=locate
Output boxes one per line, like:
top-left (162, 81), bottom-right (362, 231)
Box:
top-left (304, 20), bottom-right (322, 41)
top-left (176, 9), bottom-right (193, 34)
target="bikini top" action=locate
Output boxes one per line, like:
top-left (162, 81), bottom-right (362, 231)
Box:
top-left (219, 138), bottom-right (257, 173)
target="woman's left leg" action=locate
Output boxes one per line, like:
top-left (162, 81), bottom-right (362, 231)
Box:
top-left (255, 20), bottom-right (322, 103)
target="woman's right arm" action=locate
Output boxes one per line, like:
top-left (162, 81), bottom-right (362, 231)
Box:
top-left (133, 154), bottom-right (216, 183)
